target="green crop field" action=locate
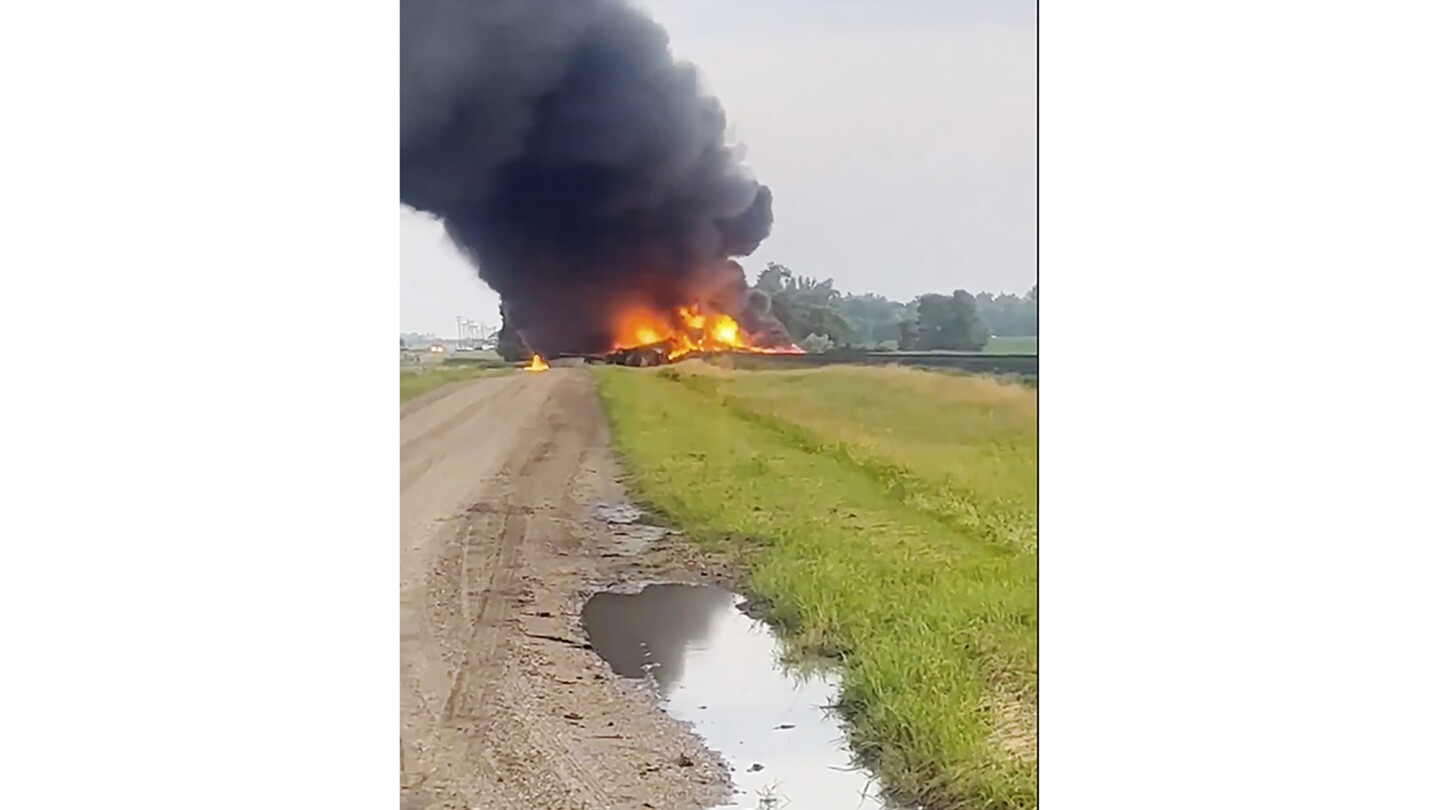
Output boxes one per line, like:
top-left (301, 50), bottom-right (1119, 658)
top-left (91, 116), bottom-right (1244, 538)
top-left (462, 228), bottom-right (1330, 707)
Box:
top-left (594, 363), bottom-right (1038, 810)
top-left (440, 351), bottom-right (508, 368)
top-left (983, 335), bottom-right (1038, 354)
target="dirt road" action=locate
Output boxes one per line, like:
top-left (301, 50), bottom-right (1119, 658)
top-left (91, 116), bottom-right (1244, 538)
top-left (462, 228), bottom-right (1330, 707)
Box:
top-left (400, 369), bottom-right (729, 810)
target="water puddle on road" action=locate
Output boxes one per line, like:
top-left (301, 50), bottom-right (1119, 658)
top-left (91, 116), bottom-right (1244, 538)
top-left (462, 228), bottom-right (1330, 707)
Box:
top-left (581, 583), bottom-right (899, 810)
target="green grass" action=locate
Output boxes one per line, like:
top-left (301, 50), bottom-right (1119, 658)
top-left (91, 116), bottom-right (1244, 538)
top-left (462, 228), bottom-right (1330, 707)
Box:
top-left (983, 335), bottom-right (1037, 354)
top-left (441, 351), bottom-right (508, 368)
top-left (593, 363), bottom-right (1037, 810)
top-left (399, 366), bottom-right (511, 403)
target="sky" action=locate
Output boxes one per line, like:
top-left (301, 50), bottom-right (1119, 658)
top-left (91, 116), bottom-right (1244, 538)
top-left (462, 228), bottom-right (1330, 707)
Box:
top-left (400, 0), bottom-right (1037, 337)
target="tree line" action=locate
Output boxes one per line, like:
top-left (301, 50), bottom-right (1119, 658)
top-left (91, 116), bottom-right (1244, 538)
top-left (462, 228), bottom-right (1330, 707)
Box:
top-left (755, 263), bottom-right (1036, 352)
top-left (493, 262), bottom-right (1037, 359)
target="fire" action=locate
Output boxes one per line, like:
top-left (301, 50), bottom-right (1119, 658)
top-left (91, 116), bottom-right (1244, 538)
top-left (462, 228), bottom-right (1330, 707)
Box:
top-left (611, 305), bottom-right (802, 361)
top-left (524, 354), bottom-right (550, 372)
top-left (712, 318), bottom-right (739, 346)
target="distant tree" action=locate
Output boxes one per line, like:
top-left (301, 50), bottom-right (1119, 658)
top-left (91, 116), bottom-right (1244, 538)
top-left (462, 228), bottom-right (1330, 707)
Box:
top-left (897, 318), bottom-right (919, 350)
top-left (751, 262), bottom-right (1031, 349)
top-left (755, 262), bottom-right (791, 295)
top-left (786, 279), bottom-right (851, 344)
top-left (756, 263), bottom-right (853, 345)
top-left (837, 293), bottom-right (908, 345)
top-left (754, 263), bottom-right (795, 332)
top-left (912, 290), bottom-right (989, 351)
top-left (975, 288), bottom-right (1037, 337)
top-left (974, 291), bottom-right (997, 338)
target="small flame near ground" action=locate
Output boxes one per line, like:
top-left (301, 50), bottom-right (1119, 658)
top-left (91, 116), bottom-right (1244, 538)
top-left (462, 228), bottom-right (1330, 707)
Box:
top-left (614, 306), bottom-right (802, 361)
top-left (525, 355), bottom-right (550, 372)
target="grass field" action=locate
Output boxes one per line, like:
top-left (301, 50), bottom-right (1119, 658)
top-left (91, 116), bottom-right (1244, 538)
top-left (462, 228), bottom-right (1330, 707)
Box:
top-left (593, 363), bottom-right (1038, 810)
top-left (399, 366), bottom-right (511, 403)
top-left (440, 351), bottom-right (508, 367)
top-left (983, 335), bottom-right (1037, 354)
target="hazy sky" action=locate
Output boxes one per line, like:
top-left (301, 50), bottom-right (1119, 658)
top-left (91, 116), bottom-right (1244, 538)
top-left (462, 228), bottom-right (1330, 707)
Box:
top-left (401, 0), bottom-right (1037, 337)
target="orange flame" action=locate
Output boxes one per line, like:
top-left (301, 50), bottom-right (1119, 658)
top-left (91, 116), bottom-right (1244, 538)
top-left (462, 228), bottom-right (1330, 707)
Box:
top-left (524, 354), bottom-right (550, 372)
top-left (611, 305), bottom-right (803, 360)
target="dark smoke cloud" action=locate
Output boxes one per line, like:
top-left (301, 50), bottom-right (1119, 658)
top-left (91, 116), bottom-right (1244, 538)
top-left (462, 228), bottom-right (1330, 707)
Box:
top-left (401, 0), bottom-right (789, 355)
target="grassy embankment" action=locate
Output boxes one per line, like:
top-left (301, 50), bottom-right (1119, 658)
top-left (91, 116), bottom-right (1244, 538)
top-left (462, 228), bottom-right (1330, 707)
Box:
top-left (399, 365), bottom-right (511, 403)
top-left (593, 363), bottom-right (1037, 810)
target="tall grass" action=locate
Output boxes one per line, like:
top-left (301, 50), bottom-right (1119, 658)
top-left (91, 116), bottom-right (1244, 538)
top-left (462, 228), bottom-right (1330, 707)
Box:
top-left (594, 363), bottom-right (1037, 809)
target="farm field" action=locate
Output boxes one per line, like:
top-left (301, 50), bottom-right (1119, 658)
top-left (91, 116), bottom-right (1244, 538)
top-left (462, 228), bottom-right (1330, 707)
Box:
top-left (440, 350), bottom-right (507, 366)
top-left (594, 363), bottom-right (1039, 810)
top-left (983, 335), bottom-right (1038, 354)
top-left (399, 365), bottom-right (512, 404)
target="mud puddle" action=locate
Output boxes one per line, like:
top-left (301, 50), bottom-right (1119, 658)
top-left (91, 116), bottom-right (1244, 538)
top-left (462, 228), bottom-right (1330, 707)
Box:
top-left (582, 583), bottom-right (899, 810)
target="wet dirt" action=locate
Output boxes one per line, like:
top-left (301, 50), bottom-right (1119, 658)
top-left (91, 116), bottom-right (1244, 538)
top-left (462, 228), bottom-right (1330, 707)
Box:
top-left (594, 500), bottom-right (672, 555)
top-left (400, 370), bottom-right (734, 810)
top-left (582, 583), bottom-right (898, 810)
top-left (401, 368), bottom-right (892, 810)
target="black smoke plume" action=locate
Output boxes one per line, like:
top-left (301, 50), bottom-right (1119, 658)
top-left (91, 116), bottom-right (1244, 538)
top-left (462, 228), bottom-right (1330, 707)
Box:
top-left (401, 0), bottom-right (790, 356)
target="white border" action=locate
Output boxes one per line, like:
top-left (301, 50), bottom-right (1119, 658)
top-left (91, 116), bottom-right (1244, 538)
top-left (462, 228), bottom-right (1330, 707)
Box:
top-left (1041, 1), bottom-right (1440, 806)
top-left (3, 1), bottom-right (397, 806)
top-left (3, 1), bottom-right (1438, 808)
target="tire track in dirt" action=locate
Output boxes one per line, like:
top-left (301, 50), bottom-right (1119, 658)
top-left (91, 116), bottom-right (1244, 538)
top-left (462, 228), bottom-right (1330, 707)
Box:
top-left (400, 378), bottom-right (529, 492)
top-left (400, 369), bottom-right (732, 810)
top-left (440, 432), bottom-right (553, 723)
